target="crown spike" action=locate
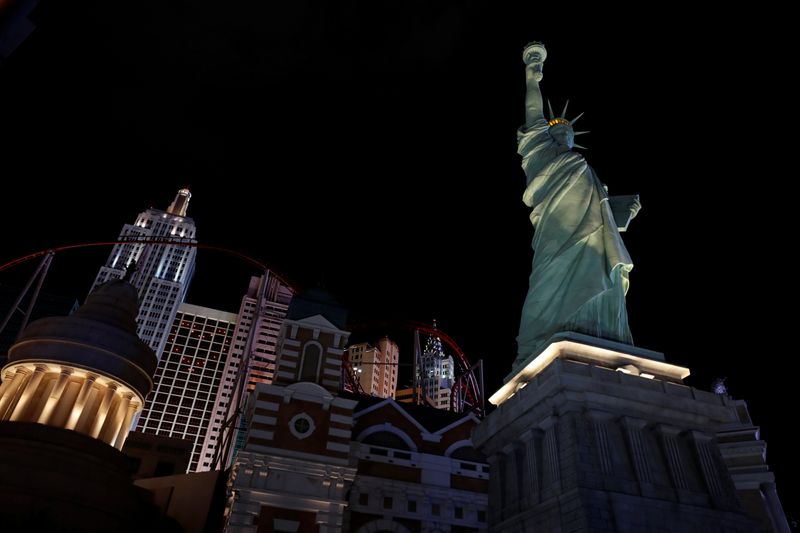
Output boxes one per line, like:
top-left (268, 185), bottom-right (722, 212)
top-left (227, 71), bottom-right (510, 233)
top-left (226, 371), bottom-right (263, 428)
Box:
top-left (573, 143), bottom-right (587, 150)
top-left (569, 111), bottom-right (584, 126)
top-left (547, 99), bottom-right (555, 121)
top-left (574, 131), bottom-right (589, 136)
top-left (561, 99), bottom-right (570, 119)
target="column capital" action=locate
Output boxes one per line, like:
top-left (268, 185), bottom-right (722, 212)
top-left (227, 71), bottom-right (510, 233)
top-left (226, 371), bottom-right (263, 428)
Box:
top-left (502, 443), bottom-right (517, 455)
top-left (518, 428), bottom-right (542, 442)
top-left (657, 424), bottom-right (683, 437)
top-left (538, 415), bottom-right (558, 431)
top-left (586, 409), bottom-right (617, 423)
top-left (621, 416), bottom-right (649, 430)
top-left (689, 429), bottom-right (714, 443)
top-left (486, 453), bottom-right (502, 465)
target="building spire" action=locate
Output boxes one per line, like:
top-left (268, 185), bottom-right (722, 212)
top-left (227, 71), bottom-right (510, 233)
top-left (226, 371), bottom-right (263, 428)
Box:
top-left (166, 188), bottom-right (191, 216)
top-left (424, 320), bottom-right (445, 359)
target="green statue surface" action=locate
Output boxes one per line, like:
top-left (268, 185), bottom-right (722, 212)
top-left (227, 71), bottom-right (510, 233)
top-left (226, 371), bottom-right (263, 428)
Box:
top-left (514, 42), bottom-right (638, 370)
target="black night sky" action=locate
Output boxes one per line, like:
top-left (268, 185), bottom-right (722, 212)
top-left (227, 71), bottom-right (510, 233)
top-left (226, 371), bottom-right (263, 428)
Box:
top-left (1, 2), bottom-right (795, 516)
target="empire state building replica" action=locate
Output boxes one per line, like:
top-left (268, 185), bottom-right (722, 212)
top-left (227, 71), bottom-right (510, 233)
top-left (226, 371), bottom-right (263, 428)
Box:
top-left (90, 188), bottom-right (197, 360)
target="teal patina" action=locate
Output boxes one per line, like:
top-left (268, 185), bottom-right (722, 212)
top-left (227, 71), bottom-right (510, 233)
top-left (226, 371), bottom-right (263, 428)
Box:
top-left (514, 43), bottom-right (638, 370)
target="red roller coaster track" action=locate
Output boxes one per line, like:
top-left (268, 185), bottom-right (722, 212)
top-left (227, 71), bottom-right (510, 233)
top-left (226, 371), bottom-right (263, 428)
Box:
top-left (2, 241), bottom-right (484, 416)
top-left (0, 239), bottom-right (295, 289)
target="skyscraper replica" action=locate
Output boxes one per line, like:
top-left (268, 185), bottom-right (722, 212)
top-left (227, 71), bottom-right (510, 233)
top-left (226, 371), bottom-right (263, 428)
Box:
top-left (197, 272), bottom-right (293, 471)
top-left (90, 188), bottom-right (197, 358)
top-left (135, 302), bottom-right (238, 472)
top-left (471, 42), bottom-right (789, 532)
top-left (419, 331), bottom-right (455, 410)
top-left (346, 336), bottom-right (399, 398)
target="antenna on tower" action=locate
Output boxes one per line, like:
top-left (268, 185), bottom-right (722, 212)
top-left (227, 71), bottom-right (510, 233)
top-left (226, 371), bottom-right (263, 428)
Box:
top-left (413, 329), bottom-right (423, 406)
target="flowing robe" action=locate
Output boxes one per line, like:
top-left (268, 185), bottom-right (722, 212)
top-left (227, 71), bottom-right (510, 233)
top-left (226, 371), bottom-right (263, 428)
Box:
top-left (515, 117), bottom-right (633, 366)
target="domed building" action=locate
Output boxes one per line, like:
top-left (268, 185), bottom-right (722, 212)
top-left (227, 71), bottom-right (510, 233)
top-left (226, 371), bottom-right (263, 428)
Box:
top-left (0, 280), bottom-right (177, 532)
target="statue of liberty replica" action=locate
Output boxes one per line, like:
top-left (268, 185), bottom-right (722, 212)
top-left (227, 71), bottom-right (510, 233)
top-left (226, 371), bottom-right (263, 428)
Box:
top-left (515, 41), bottom-right (640, 370)
top-left (472, 42), bottom-right (790, 533)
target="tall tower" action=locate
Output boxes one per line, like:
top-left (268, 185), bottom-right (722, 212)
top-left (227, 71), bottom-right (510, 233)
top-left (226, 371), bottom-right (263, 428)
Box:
top-left (0, 280), bottom-right (156, 449)
top-left (196, 272), bottom-right (293, 471)
top-left (90, 188), bottom-right (197, 359)
top-left (347, 336), bottom-right (399, 399)
top-left (135, 303), bottom-right (238, 472)
top-left (419, 330), bottom-right (455, 410)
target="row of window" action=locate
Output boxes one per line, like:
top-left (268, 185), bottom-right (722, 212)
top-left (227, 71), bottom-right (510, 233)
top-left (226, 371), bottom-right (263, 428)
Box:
top-left (155, 369), bottom-right (220, 384)
top-left (153, 370), bottom-right (219, 387)
top-left (140, 412), bottom-right (207, 426)
top-left (140, 420), bottom-right (206, 435)
top-left (140, 404), bottom-right (198, 416)
top-left (177, 319), bottom-right (233, 333)
top-left (149, 389), bottom-right (215, 403)
top-left (357, 493), bottom-right (486, 522)
top-left (145, 397), bottom-right (214, 411)
top-left (175, 328), bottom-right (231, 341)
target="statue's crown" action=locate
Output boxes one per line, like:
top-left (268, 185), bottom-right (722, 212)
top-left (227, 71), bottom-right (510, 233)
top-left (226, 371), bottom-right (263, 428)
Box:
top-left (546, 99), bottom-right (588, 149)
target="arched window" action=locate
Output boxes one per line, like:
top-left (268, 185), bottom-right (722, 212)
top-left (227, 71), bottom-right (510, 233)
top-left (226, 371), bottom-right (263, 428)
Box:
top-left (300, 343), bottom-right (322, 382)
top-left (362, 431), bottom-right (412, 451)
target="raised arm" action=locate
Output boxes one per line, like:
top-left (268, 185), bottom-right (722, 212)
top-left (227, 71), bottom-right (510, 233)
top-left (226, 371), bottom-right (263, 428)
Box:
top-left (523, 42), bottom-right (547, 127)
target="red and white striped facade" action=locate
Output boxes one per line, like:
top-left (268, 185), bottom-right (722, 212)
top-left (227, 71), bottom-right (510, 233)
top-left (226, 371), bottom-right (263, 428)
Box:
top-left (348, 399), bottom-right (489, 532)
top-left (227, 311), bottom-right (357, 533)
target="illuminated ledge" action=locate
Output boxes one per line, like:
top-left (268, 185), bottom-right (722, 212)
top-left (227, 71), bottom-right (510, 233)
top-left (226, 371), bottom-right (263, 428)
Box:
top-left (490, 333), bottom-right (690, 406)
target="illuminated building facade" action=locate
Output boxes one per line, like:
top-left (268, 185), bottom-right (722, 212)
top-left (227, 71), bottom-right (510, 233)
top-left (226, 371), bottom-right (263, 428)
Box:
top-left (0, 279), bottom-right (209, 531)
top-left (226, 285), bottom-right (489, 532)
top-left (135, 303), bottom-right (237, 472)
top-left (348, 398), bottom-right (489, 532)
top-left (228, 288), bottom-right (356, 532)
top-left (0, 280), bottom-right (155, 448)
top-left (347, 336), bottom-right (399, 399)
top-left (89, 188), bottom-right (197, 359)
top-left (196, 272), bottom-right (293, 471)
top-left (420, 334), bottom-right (455, 410)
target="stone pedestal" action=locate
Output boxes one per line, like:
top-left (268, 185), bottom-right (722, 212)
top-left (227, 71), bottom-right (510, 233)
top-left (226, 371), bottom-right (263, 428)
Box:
top-left (472, 333), bottom-right (784, 533)
top-left (0, 422), bottom-right (174, 532)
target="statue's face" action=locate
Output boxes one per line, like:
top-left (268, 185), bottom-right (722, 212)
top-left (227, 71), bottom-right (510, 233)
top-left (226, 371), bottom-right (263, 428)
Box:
top-left (549, 124), bottom-right (574, 149)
